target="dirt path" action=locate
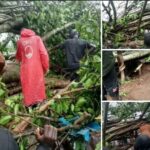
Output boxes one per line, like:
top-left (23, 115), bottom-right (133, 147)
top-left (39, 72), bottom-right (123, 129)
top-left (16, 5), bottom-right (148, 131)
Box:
top-left (120, 64), bottom-right (150, 100)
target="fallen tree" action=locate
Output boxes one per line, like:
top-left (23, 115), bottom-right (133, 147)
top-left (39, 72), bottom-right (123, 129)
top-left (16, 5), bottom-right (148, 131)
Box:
top-left (6, 78), bottom-right (70, 96)
top-left (114, 51), bottom-right (150, 62)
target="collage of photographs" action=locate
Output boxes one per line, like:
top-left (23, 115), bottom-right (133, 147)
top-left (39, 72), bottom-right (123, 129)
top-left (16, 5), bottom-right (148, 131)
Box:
top-left (102, 1), bottom-right (150, 150)
top-left (0, 0), bottom-right (150, 150)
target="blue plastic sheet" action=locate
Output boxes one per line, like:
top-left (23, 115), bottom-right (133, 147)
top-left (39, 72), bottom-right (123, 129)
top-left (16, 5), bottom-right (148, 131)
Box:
top-left (58, 117), bottom-right (71, 126)
top-left (76, 128), bottom-right (90, 142)
top-left (58, 117), bottom-right (101, 142)
top-left (87, 122), bottom-right (101, 131)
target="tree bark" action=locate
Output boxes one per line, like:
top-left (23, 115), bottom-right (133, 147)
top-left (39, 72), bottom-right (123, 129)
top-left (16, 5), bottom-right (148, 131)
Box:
top-left (117, 51), bottom-right (125, 82)
top-left (120, 51), bottom-right (150, 62)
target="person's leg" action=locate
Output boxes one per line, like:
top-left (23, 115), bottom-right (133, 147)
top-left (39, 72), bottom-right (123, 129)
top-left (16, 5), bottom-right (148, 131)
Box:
top-left (64, 68), bottom-right (79, 81)
top-left (0, 128), bottom-right (19, 150)
top-left (70, 72), bottom-right (79, 81)
top-left (36, 144), bottom-right (50, 150)
top-left (103, 66), bottom-right (119, 100)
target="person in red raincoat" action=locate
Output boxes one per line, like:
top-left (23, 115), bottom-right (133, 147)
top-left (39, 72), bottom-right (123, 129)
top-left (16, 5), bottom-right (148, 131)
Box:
top-left (16, 28), bottom-right (49, 107)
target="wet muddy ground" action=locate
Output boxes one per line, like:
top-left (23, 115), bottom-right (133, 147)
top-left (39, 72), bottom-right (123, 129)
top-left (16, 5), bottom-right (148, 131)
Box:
top-left (120, 64), bottom-right (150, 100)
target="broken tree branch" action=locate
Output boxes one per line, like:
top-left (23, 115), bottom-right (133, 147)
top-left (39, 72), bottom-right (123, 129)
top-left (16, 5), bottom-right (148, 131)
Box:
top-left (42, 22), bottom-right (75, 42)
top-left (115, 51), bottom-right (150, 62)
top-left (139, 103), bottom-right (150, 120)
top-left (13, 81), bottom-right (73, 133)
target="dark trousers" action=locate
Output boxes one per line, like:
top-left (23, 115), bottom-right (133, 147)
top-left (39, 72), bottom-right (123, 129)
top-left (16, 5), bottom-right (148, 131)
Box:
top-left (103, 66), bottom-right (119, 100)
top-left (0, 128), bottom-right (19, 150)
top-left (0, 127), bottom-right (54, 150)
top-left (36, 144), bottom-right (53, 150)
top-left (63, 68), bottom-right (79, 81)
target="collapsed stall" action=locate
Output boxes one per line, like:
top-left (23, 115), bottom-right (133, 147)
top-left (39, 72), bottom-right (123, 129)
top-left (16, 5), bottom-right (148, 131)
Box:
top-left (112, 51), bottom-right (150, 100)
top-left (103, 103), bottom-right (150, 150)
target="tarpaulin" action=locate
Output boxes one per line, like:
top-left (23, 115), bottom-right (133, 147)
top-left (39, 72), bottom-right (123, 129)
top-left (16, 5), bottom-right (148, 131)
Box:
top-left (58, 117), bottom-right (101, 142)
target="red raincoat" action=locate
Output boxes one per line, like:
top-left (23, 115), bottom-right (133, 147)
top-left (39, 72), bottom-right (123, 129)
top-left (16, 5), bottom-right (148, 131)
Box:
top-left (16, 28), bottom-right (49, 106)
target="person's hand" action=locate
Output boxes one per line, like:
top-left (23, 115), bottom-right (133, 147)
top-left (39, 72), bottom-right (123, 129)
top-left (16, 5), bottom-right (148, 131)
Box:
top-left (35, 125), bottom-right (57, 144)
top-left (35, 127), bottom-right (44, 142)
top-left (44, 125), bottom-right (57, 143)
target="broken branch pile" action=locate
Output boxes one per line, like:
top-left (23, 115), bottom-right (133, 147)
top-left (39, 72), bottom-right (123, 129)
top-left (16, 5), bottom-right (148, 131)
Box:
top-left (105, 119), bottom-right (147, 150)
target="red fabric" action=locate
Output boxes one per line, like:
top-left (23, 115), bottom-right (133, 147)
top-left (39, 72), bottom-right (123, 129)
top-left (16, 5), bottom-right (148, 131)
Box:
top-left (16, 28), bottom-right (49, 106)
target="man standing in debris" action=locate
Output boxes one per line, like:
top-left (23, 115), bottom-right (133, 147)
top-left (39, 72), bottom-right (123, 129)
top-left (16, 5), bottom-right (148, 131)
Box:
top-left (35, 125), bottom-right (57, 150)
top-left (16, 28), bottom-right (49, 107)
top-left (103, 51), bottom-right (119, 100)
top-left (59, 29), bottom-right (96, 80)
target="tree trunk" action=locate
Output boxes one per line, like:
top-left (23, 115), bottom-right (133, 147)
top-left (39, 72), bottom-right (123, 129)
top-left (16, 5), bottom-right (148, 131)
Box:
top-left (116, 51), bottom-right (150, 62)
top-left (0, 17), bottom-right (23, 33)
top-left (1, 61), bottom-right (20, 83)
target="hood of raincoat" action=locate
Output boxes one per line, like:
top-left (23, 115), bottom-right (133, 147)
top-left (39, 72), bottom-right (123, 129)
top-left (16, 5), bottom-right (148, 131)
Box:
top-left (20, 28), bottom-right (36, 37)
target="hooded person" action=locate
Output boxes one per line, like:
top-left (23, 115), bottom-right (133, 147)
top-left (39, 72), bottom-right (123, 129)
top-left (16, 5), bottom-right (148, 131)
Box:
top-left (59, 29), bottom-right (96, 80)
top-left (16, 28), bottom-right (49, 107)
